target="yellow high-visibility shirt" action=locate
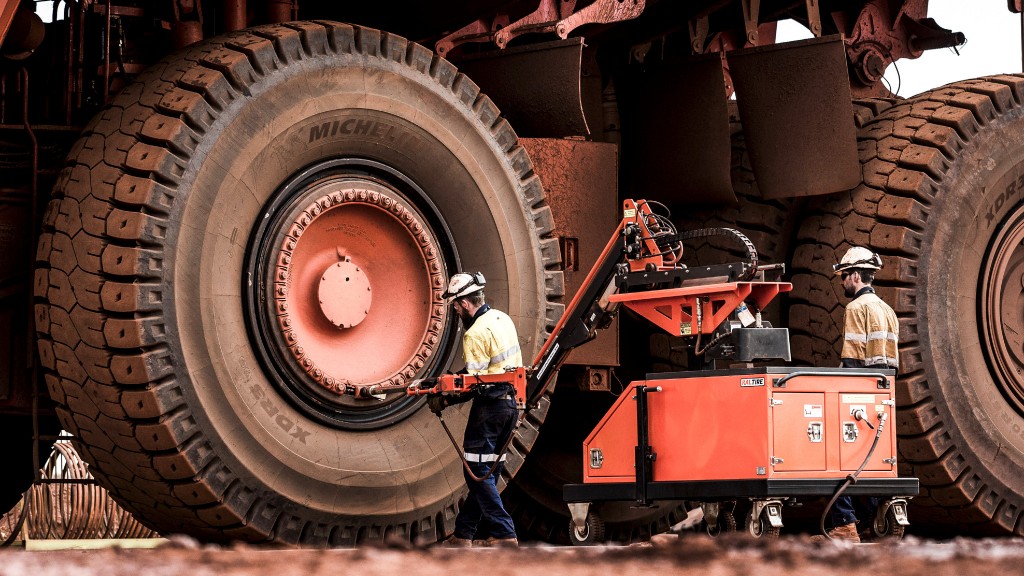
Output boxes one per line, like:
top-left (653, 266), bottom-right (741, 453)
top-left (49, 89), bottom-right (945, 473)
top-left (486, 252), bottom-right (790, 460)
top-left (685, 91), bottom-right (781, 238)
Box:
top-left (841, 291), bottom-right (899, 369)
top-left (463, 308), bottom-right (522, 375)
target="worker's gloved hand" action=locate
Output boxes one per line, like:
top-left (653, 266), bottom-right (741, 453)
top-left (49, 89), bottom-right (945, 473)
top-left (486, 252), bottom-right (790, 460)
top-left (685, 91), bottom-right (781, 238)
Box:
top-left (426, 394), bottom-right (447, 415)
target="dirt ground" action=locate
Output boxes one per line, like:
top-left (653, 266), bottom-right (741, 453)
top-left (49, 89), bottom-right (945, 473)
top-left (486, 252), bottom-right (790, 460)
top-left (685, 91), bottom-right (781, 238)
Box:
top-left (2, 535), bottom-right (1023, 576)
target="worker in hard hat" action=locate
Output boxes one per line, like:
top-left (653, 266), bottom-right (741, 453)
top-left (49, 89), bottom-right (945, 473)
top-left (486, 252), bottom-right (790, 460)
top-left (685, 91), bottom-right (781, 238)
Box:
top-left (834, 246), bottom-right (899, 371)
top-left (820, 246), bottom-right (900, 543)
top-left (430, 271), bottom-right (521, 547)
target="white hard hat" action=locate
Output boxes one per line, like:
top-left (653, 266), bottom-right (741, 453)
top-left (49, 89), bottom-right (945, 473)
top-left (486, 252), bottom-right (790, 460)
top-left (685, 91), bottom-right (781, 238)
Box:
top-left (834, 246), bottom-right (883, 275)
top-left (442, 272), bottom-right (486, 301)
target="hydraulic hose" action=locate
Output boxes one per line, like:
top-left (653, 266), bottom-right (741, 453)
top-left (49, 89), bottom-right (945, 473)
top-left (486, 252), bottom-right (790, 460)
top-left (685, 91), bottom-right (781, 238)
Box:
top-left (819, 412), bottom-right (888, 540)
top-left (437, 412), bottom-right (520, 483)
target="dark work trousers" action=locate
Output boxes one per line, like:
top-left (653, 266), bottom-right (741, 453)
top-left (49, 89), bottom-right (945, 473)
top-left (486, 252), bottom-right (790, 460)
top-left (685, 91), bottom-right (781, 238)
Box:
top-left (453, 389), bottom-right (518, 540)
top-left (831, 495), bottom-right (881, 528)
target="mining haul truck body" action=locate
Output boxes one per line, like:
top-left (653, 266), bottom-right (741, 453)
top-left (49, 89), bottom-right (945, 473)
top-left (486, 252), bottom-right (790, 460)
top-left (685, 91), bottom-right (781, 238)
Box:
top-left (0, 0), bottom-right (1022, 543)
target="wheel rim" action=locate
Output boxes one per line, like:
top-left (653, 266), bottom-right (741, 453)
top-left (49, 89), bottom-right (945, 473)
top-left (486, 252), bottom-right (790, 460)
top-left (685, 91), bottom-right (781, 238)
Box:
top-left (245, 158), bottom-right (460, 430)
top-left (873, 509), bottom-right (887, 536)
top-left (747, 512), bottom-right (763, 537)
top-left (980, 204), bottom-right (1024, 415)
top-left (573, 523), bottom-right (590, 541)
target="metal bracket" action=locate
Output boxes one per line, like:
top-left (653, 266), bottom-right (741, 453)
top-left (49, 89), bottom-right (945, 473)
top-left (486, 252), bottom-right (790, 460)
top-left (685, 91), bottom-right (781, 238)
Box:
top-left (556, 0), bottom-right (647, 40)
top-left (805, 0), bottom-right (821, 37)
top-left (750, 498), bottom-right (784, 529)
top-left (688, 14), bottom-right (710, 53)
top-left (740, 0), bottom-right (760, 45)
top-left (701, 501), bottom-right (720, 531)
top-left (590, 448), bottom-right (604, 468)
top-left (495, 0), bottom-right (577, 49)
top-left (889, 499), bottom-right (910, 526)
top-left (435, 15), bottom-right (510, 57)
top-left (568, 502), bottom-right (591, 531)
top-left (877, 498), bottom-right (910, 527)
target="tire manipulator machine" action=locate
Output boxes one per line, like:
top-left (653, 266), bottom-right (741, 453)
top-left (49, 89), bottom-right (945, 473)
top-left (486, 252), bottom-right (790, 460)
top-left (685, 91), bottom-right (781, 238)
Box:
top-left (359, 198), bottom-right (919, 542)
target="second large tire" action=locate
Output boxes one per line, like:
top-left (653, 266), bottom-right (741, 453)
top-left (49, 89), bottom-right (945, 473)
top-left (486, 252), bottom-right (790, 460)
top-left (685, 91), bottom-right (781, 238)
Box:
top-left (789, 75), bottom-right (1024, 535)
top-left (34, 22), bottom-right (563, 544)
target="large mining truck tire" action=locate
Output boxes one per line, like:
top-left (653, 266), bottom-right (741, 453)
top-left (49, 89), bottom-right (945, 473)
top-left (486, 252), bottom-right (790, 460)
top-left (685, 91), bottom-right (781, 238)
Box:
top-left (788, 75), bottom-right (1024, 535)
top-left (33, 22), bottom-right (563, 544)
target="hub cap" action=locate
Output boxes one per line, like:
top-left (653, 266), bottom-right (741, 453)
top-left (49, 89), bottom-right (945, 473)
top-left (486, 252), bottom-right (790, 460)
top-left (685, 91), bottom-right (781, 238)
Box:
top-left (246, 159), bottom-right (459, 429)
top-left (981, 204), bottom-right (1024, 414)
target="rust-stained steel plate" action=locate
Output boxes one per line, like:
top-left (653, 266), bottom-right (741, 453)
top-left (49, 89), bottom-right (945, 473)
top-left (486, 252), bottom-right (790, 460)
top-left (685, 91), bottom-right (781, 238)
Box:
top-left (625, 54), bottom-right (735, 207)
top-left (521, 138), bottom-right (618, 366)
top-left (728, 35), bottom-right (860, 199)
top-left (457, 38), bottom-right (589, 138)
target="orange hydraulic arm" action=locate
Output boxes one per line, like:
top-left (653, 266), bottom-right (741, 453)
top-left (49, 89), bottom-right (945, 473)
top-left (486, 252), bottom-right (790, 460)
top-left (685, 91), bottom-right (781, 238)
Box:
top-left (381, 199), bottom-right (786, 408)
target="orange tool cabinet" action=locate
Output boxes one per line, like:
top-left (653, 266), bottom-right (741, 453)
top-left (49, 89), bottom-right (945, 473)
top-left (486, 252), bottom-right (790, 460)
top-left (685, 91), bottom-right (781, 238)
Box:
top-left (564, 367), bottom-right (918, 505)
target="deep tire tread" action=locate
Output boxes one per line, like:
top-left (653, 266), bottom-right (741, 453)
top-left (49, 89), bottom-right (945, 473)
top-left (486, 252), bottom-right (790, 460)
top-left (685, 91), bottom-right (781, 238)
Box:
top-left (36, 21), bottom-right (563, 544)
top-left (788, 74), bottom-right (1024, 536)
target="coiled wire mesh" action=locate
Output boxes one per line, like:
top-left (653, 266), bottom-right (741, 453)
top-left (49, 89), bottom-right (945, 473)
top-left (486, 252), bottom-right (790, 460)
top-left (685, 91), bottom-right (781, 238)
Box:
top-left (1, 439), bottom-right (156, 544)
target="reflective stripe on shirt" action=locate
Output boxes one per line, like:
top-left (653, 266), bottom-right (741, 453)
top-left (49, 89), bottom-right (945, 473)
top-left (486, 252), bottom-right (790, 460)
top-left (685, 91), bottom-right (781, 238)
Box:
top-left (462, 308), bottom-right (523, 375)
top-left (841, 292), bottom-right (900, 370)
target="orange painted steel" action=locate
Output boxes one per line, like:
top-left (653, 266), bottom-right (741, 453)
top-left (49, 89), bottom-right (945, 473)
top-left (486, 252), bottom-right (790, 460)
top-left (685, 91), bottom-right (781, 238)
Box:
top-left (274, 184), bottom-right (446, 400)
top-left (622, 198), bottom-right (683, 272)
top-left (583, 371), bottom-right (897, 484)
top-left (408, 368), bottom-right (528, 410)
top-left (609, 281), bottom-right (792, 336)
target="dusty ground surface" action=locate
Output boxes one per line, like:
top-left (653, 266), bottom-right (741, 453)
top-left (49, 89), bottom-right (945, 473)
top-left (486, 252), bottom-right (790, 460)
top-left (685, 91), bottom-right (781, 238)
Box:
top-left (2, 535), bottom-right (1023, 576)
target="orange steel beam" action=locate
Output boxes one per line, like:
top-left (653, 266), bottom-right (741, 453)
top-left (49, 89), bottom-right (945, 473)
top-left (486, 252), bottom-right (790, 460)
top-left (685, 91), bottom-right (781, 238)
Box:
top-left (609, 282), bottom-right (792, 336)
top-left (0, 0), bottom-right (20, 46)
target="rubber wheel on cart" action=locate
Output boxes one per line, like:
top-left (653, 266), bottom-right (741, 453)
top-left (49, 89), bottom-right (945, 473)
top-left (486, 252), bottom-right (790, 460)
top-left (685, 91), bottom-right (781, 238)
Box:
top-left (871, 506), bottom-right (906, 540)
top-left (787, 75), bottom-right (1024, 536)
top-left (568, 511), bottom-right (606, 546)
top-left (33, 22), bottom-right (563, 544)
top-left (706, 510), bottom-right (738, 537)
top-left (746, 509), bottom-right (780, 539)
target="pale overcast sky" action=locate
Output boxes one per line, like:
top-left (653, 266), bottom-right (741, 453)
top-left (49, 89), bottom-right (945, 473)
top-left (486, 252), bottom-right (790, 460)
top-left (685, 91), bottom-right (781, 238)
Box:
top-left (778, 0), bottom-right (1023, 97)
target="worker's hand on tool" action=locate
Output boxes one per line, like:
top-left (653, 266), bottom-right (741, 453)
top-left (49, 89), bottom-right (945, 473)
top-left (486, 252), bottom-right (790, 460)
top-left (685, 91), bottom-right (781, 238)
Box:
top-left (427, 394), bottom-right (447, 415)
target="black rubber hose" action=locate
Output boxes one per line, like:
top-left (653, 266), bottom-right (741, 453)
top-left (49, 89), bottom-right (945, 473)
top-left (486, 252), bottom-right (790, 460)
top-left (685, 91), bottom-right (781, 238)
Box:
top-left (819, 413), bottom-right (888, 540)
top-left (438, 412), bottom-right (521, 483)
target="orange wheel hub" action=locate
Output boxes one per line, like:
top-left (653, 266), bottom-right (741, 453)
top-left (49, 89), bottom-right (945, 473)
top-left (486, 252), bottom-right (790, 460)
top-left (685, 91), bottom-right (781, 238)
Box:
top-left (317, 257), bottom-right (372, 329)
top-left (266, 177), bottom-right (450, 408)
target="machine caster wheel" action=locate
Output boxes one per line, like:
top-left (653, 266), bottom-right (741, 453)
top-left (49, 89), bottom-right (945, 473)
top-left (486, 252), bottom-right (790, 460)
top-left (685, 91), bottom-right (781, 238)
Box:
top-left (746, 510), bottom-right (781, 539)
top-left (569, 512), bottom-right (606, 546)
top-left (706, 511), bottom-right (737, 537)
top-left (872, 506), bottom-right (906, 540)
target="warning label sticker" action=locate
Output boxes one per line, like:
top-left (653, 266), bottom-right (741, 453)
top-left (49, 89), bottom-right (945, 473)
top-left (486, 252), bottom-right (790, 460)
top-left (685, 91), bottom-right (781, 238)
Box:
top-left (842, 394), bottom-right (875, 404)
top-left (804, 405), bottom-right (823, 418)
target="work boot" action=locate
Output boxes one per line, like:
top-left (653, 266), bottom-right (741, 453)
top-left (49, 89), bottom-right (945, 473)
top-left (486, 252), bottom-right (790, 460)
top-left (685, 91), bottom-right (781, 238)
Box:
top-left (481, 536), bottom-right (519, 548)
top-left (441, 536), bottom-right (473, 548)
top-left (810, 523), bottom-right (861, 543)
